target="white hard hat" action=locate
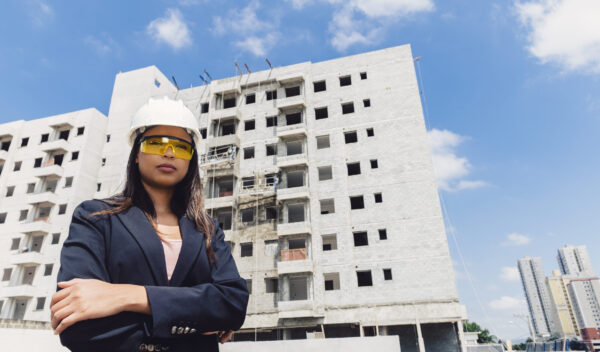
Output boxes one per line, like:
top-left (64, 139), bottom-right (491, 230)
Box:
top-left (127, 96), bottom-right (202, 147)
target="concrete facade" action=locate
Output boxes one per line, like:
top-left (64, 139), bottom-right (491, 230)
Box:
top-left (0, 44), bottom-right (465, 351)
top-left (546, 270), bottom-right (580, 338)
top-left (0, 109), bottom-right (107, 321)
top-left (518, 256), bottom-right (557, 336)
top-left (568, 278), bottom-right (600, 343)
top-left (557, 245), bottom-right (595, 277)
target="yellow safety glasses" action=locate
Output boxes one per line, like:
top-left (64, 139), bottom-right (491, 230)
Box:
top-left (139, 135), bottom-right (195, 160)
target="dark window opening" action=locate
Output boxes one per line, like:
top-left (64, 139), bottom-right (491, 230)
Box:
top-left (316, 135), bottom-right (330, 149)
top-left (370, 159), bottom-right (378, 169)
top-left (246, 93), bottom-right (256, 104)
top-left (59, 130), bottom-right (70, 141)
top-left (266, 90), bottom-right (277, 101)
top-left (34, 158), bottom-right (42, 168)
top-left (241, 243), bottom-right (253, 257)
top-left (223, 97), bottom-right (236, 109)
top-left (266, 116), bottom-right (277, 127)
top-left (384, 268), bottom-right (393, 280)
top-left (313, 80), bottom-right (326, 92)
top-left (285, 86), bottom-right (300, 97)
top-left (266, 144), bottom-right (276, 156)
top-left (339, 75), bottom-right (352, 86)
top-left (366, 128), bottom-right (374, 137)
top-left (97, 183), bottom-right (101, 192)
top-left (360, 72), bottom-right (367, 80)
top-left (344, 131), bottom-right (358, 144)
top-left (315, 107), bottom-right (328, 120)
top-left (52, 233), bottom-right (60, 244)
top-left (363, 99), bottom-right (371, 107)
top-left (347, 162), bottom-right (361, 176)
top-left (41, 134), bottom-right (49, 143)
top-left (71, 151), bottom-right (79, 161)
top-left (1, 141), bottom-right (10, 151)
top-left (241, 208), bottom-right (254, 222)
top-left (379, 229), bottom-right (387, 240)
top-left (353, 232), bottom-right (368, 246)
top-left (286, 112), bottom-right (301, 125)
top-left (58, 204), bottom-right (67, 215)
top-left (265, 278), bottom-right (278, 293)
top-left (357, 270), bottom-right (373, 287)
top-left (77, 127), bottom-right (85, 135)
top-left (200, 128), bottom-right (207, 139)
top-left (201, 103), bottom-right (209, 113)
top-left (13, 161), bottom-right (22, 171)
top-left (374, 193), bottom-right (382, 203)
top-left (106, 135), bottom-right (111, 143)
top-left (342, 102), bottom-right (354, 114)
top-left (350, 195), bottom-right (364, 210)
top-left (245, 120), bottom-right (255, 131)
top-left (244, 147), bottom-right (255, 159)
top-left (44, 264), bottom-right (53, 276)
top-left (325, 280), bottom-right (334, 291)
top-left (21, 138), bottom-right (29, 147)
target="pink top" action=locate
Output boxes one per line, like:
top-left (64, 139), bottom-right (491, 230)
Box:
top-left (159, 237), bottom-right (182, 281)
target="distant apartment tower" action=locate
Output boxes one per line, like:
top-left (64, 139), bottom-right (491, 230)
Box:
top-left (0, 110), bottom-right (107, 320)
top-left (518, 256), bottom-right (557, 336)
top-left (98, 45), bottom-right (466, 351)
top-left (567, 278), bottom-right (600, 347)
top-left (557, 244), bottom-right (595, 277)
top-left (546, 270), bottom-right (580, 338)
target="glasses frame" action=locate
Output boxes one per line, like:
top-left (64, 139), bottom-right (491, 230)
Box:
top-left (139, 135), bottom-right (195, 160)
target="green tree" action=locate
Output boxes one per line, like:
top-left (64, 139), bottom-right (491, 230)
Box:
top-left (462, 320), bottom-right (498, 344)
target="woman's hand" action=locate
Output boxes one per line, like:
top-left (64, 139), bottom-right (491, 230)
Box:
top-left (50, 278), bottom-right (126, 335)
top-left (203, 330), bottom-right (234, 343)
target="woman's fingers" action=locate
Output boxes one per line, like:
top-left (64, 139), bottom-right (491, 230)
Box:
top-left (52, 305), bottom-right (76, 334)
top-left (219, 330), bottom-right (234, 344)
top-left (54, 311), bottom-right (81, 335)
top-left (50, 286), bottom-right (71, 308)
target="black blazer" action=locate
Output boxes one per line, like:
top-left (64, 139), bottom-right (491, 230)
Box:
top-left (56, 199), bottom-right (249, 352)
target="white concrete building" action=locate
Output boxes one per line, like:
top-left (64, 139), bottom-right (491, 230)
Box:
top-left (0, 109), bottom-right (107, 321)
top-left (518, 256), bottom-right (557, 336)
top-left (567, 277), bottom-right (600, 349)
top-left (557, 244), bottom-right (595, 277)
top-left (0, 44), bottom-right (466, 352)
top-left (546, 270), bottom-right (580, 338)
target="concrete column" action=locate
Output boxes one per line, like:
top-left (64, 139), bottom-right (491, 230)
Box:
top-left (456, 320), bottom-right (467, 352)
top-left (281, 276), bottom-right (290, 301)
top-left (282, 328), bottom-right (292, 340)
top-left (416, 321), bottom-right (426, 352)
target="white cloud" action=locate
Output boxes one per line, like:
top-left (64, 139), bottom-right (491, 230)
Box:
top-left (84, 35), bottom-right (118, 55)
top-left (286, 0), bottom-right (314, 9)
top-left (489, 296), bottom-right (527, 311)
top-left (428, 129), bottom-right (487, 192)
top-left (211, 1), bottom-right (279, 57)
top-left (500, 266), bottom-right (521, 282)
top-left (234, 33), bottom-right (279, 57)
top-left (27, 0), bottom-right (54, 26)
top-left (502, 232), bottom-right (532, 246)
top-left (147, 8), bottom-right (192, 50)
top-left (515, 0), bottom-right (600, 73)
top-left (327, 0), bottom-right (434, 51)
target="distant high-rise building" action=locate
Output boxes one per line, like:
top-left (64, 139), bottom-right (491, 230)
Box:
top-left (567, 277), bottom-right (600, 348)
top-left (557, 245), bottom-right (595, 277)
top-left (518, 256), bottom-right (557, 336)
top-left (546, 270), bottom-right (580, 338)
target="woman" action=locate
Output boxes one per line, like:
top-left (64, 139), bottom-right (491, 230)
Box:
top-left (50, 97), bottom-right (249, 352)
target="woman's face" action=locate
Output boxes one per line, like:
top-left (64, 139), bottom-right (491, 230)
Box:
top-left (135, 125), bottom-right (193, 189)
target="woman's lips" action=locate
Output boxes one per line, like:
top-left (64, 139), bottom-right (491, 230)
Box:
top-left (157, 163), bottom-right (176, 172)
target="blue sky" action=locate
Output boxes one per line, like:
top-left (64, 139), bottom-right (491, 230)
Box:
top-left (1, 0), bottom-right (599, 341)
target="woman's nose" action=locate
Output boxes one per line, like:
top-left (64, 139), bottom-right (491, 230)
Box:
top-left (163, 145), bottom-right (175, 158)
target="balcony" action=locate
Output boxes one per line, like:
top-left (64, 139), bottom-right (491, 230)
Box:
top-left (40, 139), bottom-right (70, 153)
top-left (20, 218), bottom-right (52, 234)
top-left (276, 125), bottom-right (307, 139)
top-left (277, 249), bottom-right (312, 275)
top-left (277, 300), bottom-right (323, 319)
top-left (277, 186), bottom-right (309, 201)
top-left (32, 162), bottom-right (63, 178)
top-left (276, 153), bottom-right (308, 168)
top-left (28, 191), bottom-right (59, 207)
top-left (207, 134), bottom-right (240, 149)
top-left (2, 284), bottom-right (36, 298)
top-left (212, 79), bottom-right (241, 95)
top-left (203, 195), bottom-right (234, 210)
top-left (9, 251), bottom-right (44, 265)
top-left (277, 221), bottom-right (311, 237)
top-left (277, 73), bottom-right (305, 85)
top-left (277, 98), bottom-right (305, 112)
top-left (210, 109), bottom-right (241, 122)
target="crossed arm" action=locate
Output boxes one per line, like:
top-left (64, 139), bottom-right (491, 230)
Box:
top-left (51, 201), bottom-right (248, 349)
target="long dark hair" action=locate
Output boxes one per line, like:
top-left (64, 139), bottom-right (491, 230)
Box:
top-left (90, 129), bottom-right (217, 265)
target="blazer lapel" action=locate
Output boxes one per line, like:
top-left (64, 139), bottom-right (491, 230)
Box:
top-left (116, 206), bottom-right (169, 286)
top-left (168, 215), bottom-right (205, 287)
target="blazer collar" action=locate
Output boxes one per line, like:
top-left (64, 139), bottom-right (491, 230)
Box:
top-left (115, 205), bottom-right (206, 287)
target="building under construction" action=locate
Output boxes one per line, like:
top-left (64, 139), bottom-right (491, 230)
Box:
top-left (0, 44), bottom-right (466, 351)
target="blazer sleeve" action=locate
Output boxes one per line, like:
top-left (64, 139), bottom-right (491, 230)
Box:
top-left (144, 218), bottom-right (249, 339)
top-left (56, 200), bottom-right (145, 352)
